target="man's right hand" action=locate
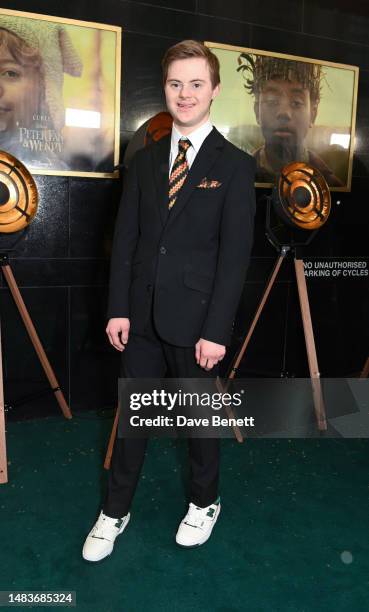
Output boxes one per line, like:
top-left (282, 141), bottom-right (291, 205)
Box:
top-left (106, 318), bottom-right (130, 352)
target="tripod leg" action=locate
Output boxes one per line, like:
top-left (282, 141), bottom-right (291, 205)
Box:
top-left (219, 254), bottom-right (286, 443)
top-left (104, 404), bottom-right (120, 470)
top-left (0, 321), bottom-right (8, 484)
top-left (360, 357), bottom-right (369, 379)
top-left (1, 264), bottom-right (72, 419)
top-left (227, 254), bottom-right (286, 383)
top-left (294, 259), bottom-right (327, 431)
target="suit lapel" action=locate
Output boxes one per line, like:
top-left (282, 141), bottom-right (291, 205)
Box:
top-left (151, 134), bottom-right (171, 227)
top-left (165, 127), bottom-right (225, 229)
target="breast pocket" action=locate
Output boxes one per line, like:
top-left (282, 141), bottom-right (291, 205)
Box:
top-left (194, 186), bottom-right (223, 198)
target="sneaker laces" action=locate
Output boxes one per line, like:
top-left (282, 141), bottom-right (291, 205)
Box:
top-left (90, 513), bottom-right (124, 540)
top-left (183, 503), bottom-right (217, 529)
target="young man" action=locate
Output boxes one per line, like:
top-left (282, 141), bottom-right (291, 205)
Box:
top-left (82, 40), bottom-right (256, 562)
top-left (237, 53), bottom-right (343, 187)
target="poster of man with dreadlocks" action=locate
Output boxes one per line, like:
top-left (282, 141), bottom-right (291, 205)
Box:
top-left (205, 43), bottom-right (359, 191)
top-left (0, 9), bottom-right (121, 177)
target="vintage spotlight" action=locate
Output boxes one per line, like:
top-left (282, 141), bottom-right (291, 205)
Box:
top-left (266, 162), bottom-right (332, 251)
top-left (0, 150), bottom-right (38, 233)
top-left (273, 161), bottom-right (331, 231)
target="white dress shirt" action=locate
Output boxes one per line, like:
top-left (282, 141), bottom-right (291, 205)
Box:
top-left (169, 120), bottom-right (213, 175)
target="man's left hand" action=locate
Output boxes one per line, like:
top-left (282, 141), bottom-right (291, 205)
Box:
top-left (195, 339), bottom-right (226, 371)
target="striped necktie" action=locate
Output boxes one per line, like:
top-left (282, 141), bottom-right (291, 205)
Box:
top-left (168, 138), bottom-right (191, 210)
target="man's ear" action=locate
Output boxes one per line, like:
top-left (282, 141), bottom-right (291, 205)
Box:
top-left (254, 100), bottom-right (260, 125)
top-left (310, 102), bottom-right (318, 127)
top-left (211, 83), bottom-right (220, 100)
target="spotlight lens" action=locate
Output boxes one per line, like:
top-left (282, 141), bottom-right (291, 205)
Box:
top-left (294, 186), bottom-right (311, 207)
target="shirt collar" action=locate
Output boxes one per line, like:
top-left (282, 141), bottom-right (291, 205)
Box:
top-left (171, 120), bottom-right (213, 154)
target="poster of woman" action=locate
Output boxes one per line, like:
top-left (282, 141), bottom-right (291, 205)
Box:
top-left (205, 42), bottom-right (359, 191)
top-left (0, 8), bottom-right (121, 178)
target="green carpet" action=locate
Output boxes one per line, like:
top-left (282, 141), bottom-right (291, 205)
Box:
top-left (1, 413), bottom-right (368, 611)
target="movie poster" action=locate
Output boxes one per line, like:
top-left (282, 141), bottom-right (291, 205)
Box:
top-left (205, 42), bottom-right (359, 191)
top-left (0, 9), bottom-right (121, 178)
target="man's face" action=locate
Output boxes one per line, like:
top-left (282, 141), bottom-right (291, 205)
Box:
top-left (0, 44), bottom-right (40, 132)
top-left (254, 79), bottom-right (317, 150)
top-left (164, 57), bottom-right (219, 134)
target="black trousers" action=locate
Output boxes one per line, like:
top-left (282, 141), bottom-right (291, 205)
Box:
top-left (103, 298), bottom-right (220, 518)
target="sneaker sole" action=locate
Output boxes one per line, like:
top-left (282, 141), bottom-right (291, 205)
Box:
top-left (82, 513), bottom-right (130, 563)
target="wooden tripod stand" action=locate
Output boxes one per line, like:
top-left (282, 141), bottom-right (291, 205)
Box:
top-left (0, 253), bottom-right (72, 484)
top-left (227, 245), bottom-right (327, 431)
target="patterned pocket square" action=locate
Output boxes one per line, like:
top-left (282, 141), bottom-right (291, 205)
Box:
top-left (197, 178), bottom-right (222, 189)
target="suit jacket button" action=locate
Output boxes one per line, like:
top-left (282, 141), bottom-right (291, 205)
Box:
top-left (160, 246), bottom-right (166, 255)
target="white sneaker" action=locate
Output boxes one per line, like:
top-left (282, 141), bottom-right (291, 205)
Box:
top-left (176, 498), bottom-right (221, 547)
top-left (82, 510), bottom-right (130, 562)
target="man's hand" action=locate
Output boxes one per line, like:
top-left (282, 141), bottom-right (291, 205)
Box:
top-left (195, 338), bottom-right (226, 371)
top-left (106, 317), bottom-right (130, 352)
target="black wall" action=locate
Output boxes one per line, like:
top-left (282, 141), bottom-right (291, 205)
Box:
top-left (1, 0), bottom-right (368, 418)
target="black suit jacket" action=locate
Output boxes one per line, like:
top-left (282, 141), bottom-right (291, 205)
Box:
top-left (108, 127), bottom-right (256, 347)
